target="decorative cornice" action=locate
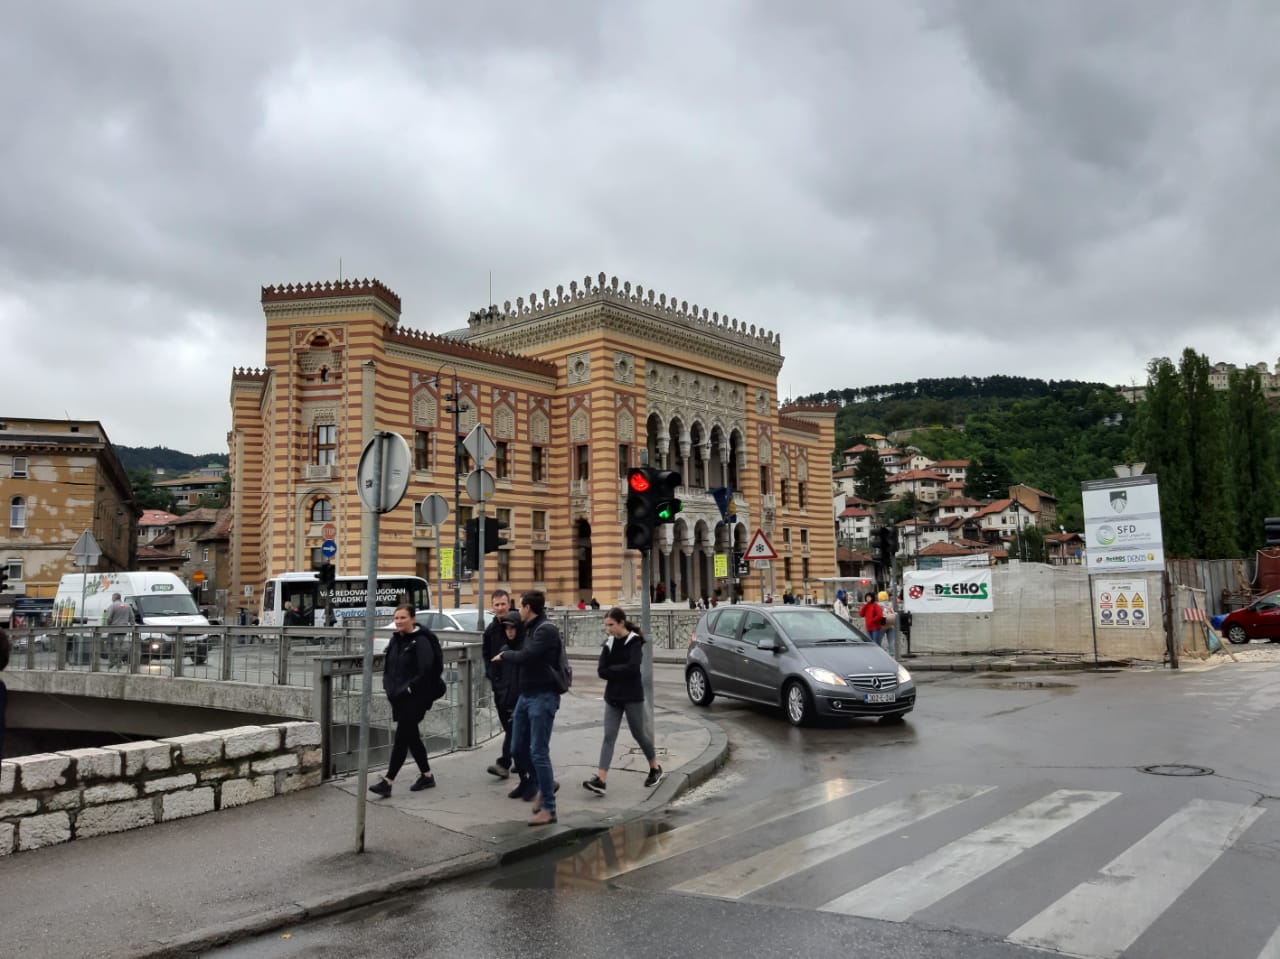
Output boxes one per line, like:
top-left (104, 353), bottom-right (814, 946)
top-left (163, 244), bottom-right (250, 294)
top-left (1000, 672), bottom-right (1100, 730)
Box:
top-left (262, 278), bottom-right (401, 313)
top-left (777, 414), bottom-right (821, 436)
top-left (464, 272), bottom-right (783, 376)
top-left (232, 367), bottom-right (271, 383)
top-left (383, 325), bottom-right (557, 378)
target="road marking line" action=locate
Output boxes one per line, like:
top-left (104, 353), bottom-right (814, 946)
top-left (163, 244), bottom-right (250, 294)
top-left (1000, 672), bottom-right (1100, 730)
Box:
top-left (588, 778), bottom-right (880, 882)
top-left (820, 788), bottom-right (1120, 921)
top-left (672, 783), bottom-right (995, 900)
top-left (1008, 798), bottom-right (1264, 959)
top-left (1255, 923), bottom-right (1280, 959)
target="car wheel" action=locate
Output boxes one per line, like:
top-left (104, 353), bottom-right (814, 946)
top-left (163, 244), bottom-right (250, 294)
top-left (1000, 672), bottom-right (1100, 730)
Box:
top-left (1226, 624), bottom-right (1249, 645)
top-left (879, 712), bottom-right (907, 725)
top-left (686, 665), bottom-right (715, 706)
top-left (784, 681), bottom-right (813, 727)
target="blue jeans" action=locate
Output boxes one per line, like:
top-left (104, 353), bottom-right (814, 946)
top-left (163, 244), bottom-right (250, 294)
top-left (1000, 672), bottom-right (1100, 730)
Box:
top-left (511, 691), bottom-right (560, 815)
top-left (868, 629), bottom-right (883, 648)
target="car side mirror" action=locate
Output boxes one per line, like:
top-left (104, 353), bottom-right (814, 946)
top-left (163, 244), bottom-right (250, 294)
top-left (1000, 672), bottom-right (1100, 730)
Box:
top-left (758, 637), bottom-right (780, 652)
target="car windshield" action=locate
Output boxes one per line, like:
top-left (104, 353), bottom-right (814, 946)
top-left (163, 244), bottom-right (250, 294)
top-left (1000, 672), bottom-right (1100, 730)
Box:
top-left (768, 608), bottom-right (871, 646)
top-left (133, 594), bottom-right (201, 617)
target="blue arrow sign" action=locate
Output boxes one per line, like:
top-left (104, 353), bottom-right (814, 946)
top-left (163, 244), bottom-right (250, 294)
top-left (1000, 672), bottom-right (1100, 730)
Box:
top-left (321, 539), bottom-right (337, 557)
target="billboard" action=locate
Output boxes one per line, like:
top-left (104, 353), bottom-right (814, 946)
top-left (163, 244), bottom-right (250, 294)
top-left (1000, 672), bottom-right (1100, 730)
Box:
top-left (903, 569), bottom-right (994, 613)
top-left (1081, 474), bottom-right (1164, 573)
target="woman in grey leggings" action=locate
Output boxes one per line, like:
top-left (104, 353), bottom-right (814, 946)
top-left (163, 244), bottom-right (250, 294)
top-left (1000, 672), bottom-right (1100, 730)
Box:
top-left (582, 607), bottom-right (663, 795)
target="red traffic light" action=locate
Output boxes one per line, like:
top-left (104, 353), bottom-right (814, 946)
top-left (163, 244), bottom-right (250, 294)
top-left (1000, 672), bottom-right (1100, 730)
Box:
top-left (628, 469), bottom-right (652, 493)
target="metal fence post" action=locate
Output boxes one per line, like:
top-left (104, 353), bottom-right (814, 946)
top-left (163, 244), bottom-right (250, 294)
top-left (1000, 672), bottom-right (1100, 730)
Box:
top-left (314, 658), bottom-right (333, 778)
top-left (278, 632), bottom-right (291, 685)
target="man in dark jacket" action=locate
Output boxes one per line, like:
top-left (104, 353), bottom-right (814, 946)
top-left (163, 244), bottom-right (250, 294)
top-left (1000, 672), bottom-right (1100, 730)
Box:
top-left (491, 590), bottom-right (563, 826)
top-left (481, 588), bottom-right (516, 779)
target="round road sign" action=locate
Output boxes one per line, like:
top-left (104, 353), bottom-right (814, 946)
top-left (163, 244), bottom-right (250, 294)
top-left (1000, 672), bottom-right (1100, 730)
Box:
top-left (420, 493), bottom-right (449, 527)
top-left (321, 540), bottom-right (337, 557)
top-left (322, 523), bottom-right (337, 539)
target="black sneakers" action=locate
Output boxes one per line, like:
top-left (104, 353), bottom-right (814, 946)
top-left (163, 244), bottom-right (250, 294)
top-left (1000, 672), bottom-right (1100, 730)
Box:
top-left (583, 776), bottom-right (607, 796)
top-left (644, 766), bottom-right (664, 788)
top-left (409, 773), bottom-right (436, 792)
top-left (507, 780), bottom-right (530, 800)
top-left (367, 779), bottom-right (392, 798)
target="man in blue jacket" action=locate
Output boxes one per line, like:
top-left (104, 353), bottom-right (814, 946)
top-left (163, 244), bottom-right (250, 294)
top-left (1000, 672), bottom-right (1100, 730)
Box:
top-left (491, 590), bottom-right (563, 826)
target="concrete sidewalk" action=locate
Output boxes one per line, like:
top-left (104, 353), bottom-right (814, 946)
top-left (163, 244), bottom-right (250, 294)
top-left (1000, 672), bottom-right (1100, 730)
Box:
top-left (0, 694), bottom-right (726, 959)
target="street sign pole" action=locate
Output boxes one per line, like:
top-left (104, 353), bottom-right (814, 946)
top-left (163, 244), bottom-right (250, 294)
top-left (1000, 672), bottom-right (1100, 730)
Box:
top-left (476, 506), bottom-right (486, 630)
top-left (354, 434), bottom-right (383, 854)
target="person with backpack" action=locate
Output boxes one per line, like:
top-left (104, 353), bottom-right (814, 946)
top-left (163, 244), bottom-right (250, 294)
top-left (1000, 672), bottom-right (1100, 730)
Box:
top-left (491, 589), bottom-right (564, 825)
top-left (368, 604), bottom-right (445, 798)
top-left (583, 607), bottom-right (663, 797)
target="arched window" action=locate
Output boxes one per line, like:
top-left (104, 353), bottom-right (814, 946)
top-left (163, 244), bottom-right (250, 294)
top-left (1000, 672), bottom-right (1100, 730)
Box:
top-left (10, 496), bottom-right (26, 528)
top-left (310, 498), bottom-right (333, 523)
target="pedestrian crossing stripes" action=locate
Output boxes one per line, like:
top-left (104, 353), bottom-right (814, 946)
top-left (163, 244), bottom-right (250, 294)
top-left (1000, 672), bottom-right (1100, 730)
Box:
top-left (818, 788), bottom-right (1121, 921)
top-left (582, 781), bottom-right (1277, 959)
top-left (588, 778), bottom-right (880, 882)
top-left (671, 784), bottom-right (995, 900)
top-left (1007, 798), bottom-right (1265, 959)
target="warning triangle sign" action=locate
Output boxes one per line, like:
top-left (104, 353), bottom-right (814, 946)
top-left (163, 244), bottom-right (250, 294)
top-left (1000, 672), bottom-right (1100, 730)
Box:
top-left (743, 529), bottom-right (778, 561)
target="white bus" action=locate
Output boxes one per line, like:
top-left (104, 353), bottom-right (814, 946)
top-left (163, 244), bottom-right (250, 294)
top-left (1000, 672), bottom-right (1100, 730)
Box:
top-left (259, 572), bottom-right (432, 628)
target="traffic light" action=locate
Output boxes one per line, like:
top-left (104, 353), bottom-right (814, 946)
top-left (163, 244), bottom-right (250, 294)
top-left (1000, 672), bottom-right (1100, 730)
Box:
top-left (651, 469), bottom-right (683, 524)
top-left (316, 562), bottom-right (336, 588)
top-left (625, 468), bottom-right (657, 550)
top-left (886, 525), bottom-right (900, 556)
top-left (0, 567), bottom-right (8, 593)
top-left (1266, 517), bottom-right (1280, 547)
top-left (465, 517), bottom-right (509, 569)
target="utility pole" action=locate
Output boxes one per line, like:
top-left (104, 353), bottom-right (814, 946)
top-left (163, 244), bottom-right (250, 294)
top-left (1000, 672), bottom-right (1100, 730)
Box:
top-left (436, 364), bottom-right (469, 609)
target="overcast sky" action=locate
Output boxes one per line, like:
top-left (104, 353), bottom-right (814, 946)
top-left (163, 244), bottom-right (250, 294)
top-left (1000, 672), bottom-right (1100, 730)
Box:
top-left (4, 1), bottom-right (1278, 455)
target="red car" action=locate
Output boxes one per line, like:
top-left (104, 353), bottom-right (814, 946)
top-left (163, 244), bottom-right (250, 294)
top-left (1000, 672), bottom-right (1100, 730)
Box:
top-left (1222, 591), bottom-right (1280, 644)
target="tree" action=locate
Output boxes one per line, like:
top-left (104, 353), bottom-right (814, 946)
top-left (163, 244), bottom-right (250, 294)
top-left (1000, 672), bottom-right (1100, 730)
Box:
top-left (1178, 350), bottom-right (1236, 557)
top-left (965, 454), bottom-right (1013, 501)
top-left (854, 448), bottom-right (891, 502)
top-left (129, 470), bottom-right (177, 512)
top-left (1134, 357), bottom-right (1193, 556)
top-left (1226, 367), bottom-right (1280, 552)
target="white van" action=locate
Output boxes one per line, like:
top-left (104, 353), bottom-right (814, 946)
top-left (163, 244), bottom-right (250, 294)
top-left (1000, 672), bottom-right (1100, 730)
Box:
top-left (54, 571), bottom-right (212, 663)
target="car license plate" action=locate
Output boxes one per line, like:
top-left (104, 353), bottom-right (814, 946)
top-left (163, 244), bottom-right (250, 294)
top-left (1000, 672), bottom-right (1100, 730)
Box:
top-left (865, 692), bottom-right (896, 703)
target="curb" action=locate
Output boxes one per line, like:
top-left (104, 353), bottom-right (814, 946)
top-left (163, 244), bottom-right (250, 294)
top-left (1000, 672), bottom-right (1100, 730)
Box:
top-left (125, 710), bottom-right (731, 958)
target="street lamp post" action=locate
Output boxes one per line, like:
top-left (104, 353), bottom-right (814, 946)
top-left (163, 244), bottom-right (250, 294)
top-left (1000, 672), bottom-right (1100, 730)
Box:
top-left (434, 363), bottom-right (469, 609)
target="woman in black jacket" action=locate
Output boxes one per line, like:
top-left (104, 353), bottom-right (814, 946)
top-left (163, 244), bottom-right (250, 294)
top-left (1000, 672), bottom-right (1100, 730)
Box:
top-left (582, 607), bottom-right (663, 795)
top-left (369, 605), bottom-right (443, 798)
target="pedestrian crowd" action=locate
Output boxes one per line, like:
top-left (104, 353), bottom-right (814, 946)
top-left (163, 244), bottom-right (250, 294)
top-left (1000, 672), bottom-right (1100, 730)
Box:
top-left (368, 588), bottom-right (664, 828)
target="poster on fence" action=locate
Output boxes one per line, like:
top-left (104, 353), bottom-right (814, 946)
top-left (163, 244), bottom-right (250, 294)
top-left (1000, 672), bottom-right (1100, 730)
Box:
top-left (903, 569), bottom-right (994, 613)
top-left (1092, 578), bottom-right (1151, 628)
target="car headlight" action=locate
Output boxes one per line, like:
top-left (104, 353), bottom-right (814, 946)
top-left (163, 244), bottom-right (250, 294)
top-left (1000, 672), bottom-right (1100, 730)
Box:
top-left (804, 666), bottom-right (848, 687)
top-left (897, 664), bottom-right (912, 684)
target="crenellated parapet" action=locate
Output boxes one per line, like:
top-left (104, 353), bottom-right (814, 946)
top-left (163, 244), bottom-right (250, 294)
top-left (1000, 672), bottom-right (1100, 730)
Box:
top-left (465, 270), bottom-right (782, 354)
top-left (261, 278), bottom-right (401, 313)
top-left (231, 367), bottom-right (271, 382)
top-left (385, 325), bottom-right (557, 378)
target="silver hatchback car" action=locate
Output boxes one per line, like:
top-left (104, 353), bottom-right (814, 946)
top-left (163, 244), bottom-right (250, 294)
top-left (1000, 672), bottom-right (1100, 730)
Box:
top-left (685, 604), bottom-right (915, 726)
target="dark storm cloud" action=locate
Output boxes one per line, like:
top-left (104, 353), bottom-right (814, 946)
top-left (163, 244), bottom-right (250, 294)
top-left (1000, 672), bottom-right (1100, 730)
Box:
top-left (2, 1), bottom-right (1278, 450)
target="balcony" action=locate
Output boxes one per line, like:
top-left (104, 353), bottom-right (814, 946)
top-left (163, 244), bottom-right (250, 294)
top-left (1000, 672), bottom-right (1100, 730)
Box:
top-left (531, 529), bottom-right (549, 546)
top-left (304, 464), bottom-right (335, 482)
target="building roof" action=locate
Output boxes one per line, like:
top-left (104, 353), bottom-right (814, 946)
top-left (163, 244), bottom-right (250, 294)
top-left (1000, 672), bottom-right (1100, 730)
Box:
top-left (833, 467), bottom-right (856, 479)
top-left (139, 509), bottom-right (180, 527)
top-left (890, 469), bottom-right (949, 483)
top-left (971, 498), bottom-right (1019, 519)
top-left (933, 495), bottom-right (984, 509)
top-left (931, 459), bottom-right (971, 468)
top-left (838, 506), bottom-right (873, 519)
top-left (1012, 483), bottom-right (1058, 501)
top-left (173, 507), bottom-right (222, 526)
top-left (196, 508), bottom-right (233, 541)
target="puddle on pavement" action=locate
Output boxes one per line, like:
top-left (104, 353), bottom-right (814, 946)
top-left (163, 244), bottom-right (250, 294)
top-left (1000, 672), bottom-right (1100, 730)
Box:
top-left (490, 816), bottom-right (679, 889)
top-left (973, 679), bottom-right (1077, 692)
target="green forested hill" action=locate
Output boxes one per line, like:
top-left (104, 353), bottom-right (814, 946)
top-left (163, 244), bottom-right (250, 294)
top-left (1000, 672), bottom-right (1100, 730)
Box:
top-left (115, 446), bottom-right (228, 474)
top-left (800, 377), bottom-right (1137, 530)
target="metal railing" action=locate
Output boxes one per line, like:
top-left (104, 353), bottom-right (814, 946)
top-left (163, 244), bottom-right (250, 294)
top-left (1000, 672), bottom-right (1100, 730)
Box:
top-left (6, 625), bottom-right (499, 777)
top-left (313, 640), bottom-right (492, 777)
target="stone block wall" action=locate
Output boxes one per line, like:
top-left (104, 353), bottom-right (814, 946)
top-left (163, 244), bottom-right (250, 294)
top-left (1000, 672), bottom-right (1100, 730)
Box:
top-left (0, 721), bottom-right (322, 856)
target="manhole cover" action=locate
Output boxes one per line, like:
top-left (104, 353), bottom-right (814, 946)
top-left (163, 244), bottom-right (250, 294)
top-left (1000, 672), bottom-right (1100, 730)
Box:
top-left (1139, 764), bottom-right (1214, 777)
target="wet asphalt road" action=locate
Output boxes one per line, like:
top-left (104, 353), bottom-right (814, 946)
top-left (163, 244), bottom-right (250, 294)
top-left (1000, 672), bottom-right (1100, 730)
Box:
top-left (208, 659), bottom-right (1280, 959)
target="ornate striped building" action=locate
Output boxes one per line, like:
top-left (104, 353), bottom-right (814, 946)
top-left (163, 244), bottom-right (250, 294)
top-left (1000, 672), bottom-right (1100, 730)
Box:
top-left (228, 273), bottom-right (836, 610)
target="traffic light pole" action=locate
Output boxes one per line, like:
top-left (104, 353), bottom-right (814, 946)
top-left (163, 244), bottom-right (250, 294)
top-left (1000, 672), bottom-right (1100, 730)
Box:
top-left (640, 547), bottom-right (654, 744)
top-left (475, 506), bottom-right (486, 630)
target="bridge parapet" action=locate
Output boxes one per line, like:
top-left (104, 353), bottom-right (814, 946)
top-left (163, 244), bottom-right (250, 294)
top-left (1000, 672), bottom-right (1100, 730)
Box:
top-left (0, 721), bottom-right (322, 855)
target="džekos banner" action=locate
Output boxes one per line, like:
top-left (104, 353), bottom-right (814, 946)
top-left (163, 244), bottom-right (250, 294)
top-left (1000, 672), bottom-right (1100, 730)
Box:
top-left (903, 570), bottom-right (994, 613)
